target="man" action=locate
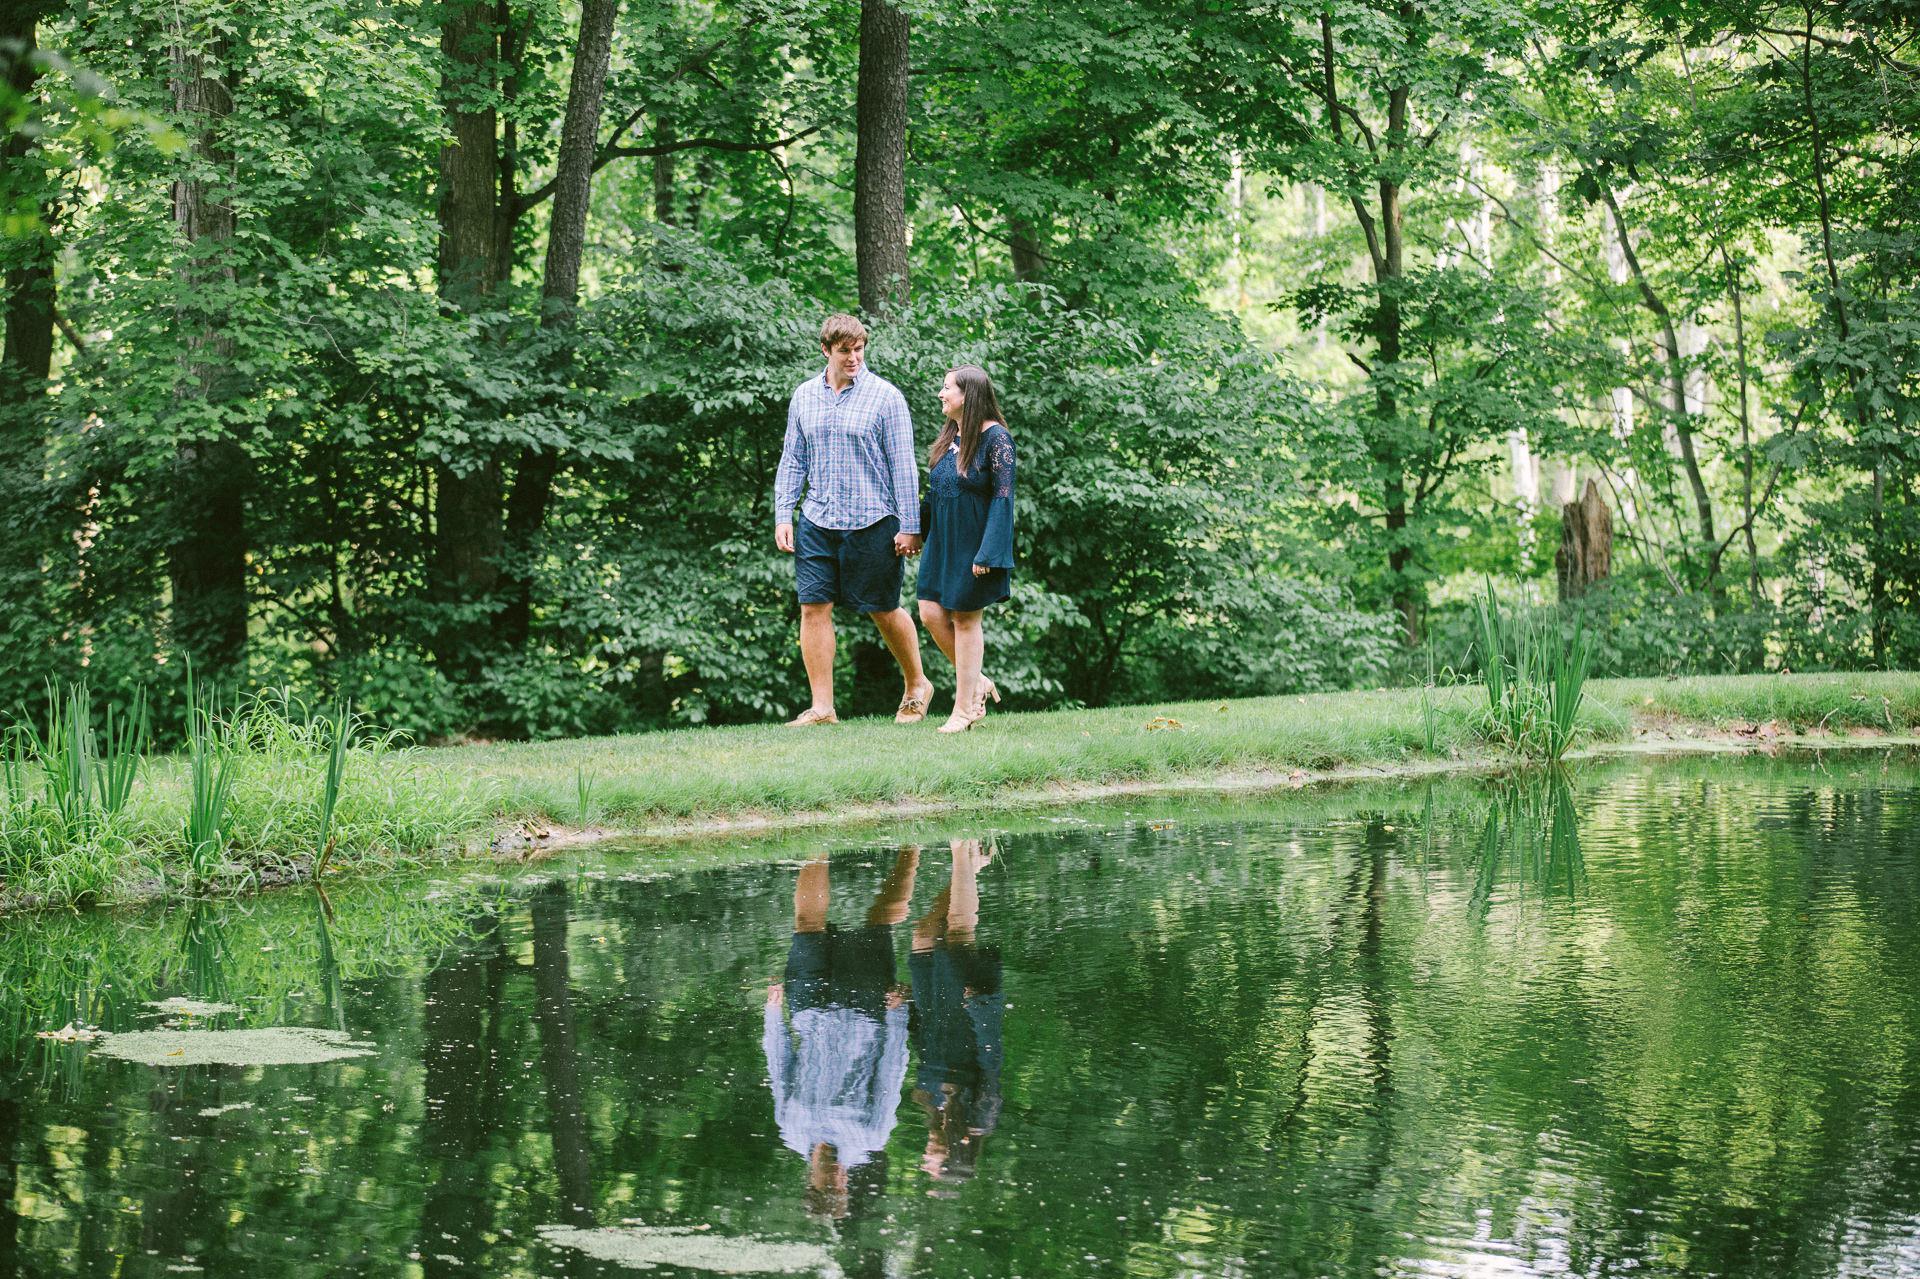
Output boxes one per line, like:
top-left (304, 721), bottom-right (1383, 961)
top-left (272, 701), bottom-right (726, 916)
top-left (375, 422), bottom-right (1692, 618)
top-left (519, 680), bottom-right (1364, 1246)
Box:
top-left (774, 313), bottom-right (934, 725)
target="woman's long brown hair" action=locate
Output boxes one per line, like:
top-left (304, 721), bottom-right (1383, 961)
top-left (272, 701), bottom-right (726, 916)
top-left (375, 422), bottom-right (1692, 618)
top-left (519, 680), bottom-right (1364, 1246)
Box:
top-left (927, 364), bottom-right (1006, 476)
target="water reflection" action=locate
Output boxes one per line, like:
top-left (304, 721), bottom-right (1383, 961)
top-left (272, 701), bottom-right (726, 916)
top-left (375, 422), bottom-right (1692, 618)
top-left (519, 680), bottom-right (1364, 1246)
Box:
top-left (2, 752), bottom-right (1920, 1278)
top-left (765, 847), bottom-right (917, 1221)
top-left (907, 839), bottom-right (1004, 1195)
top-left (1466, 768), bottom-right (1586, 911)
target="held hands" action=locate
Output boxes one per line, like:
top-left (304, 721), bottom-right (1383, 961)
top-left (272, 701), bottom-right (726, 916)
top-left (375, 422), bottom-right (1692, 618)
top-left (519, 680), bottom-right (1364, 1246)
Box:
top-left (972, 563), bottom-right (989, 577)
top-left (895, 533), bottom-right (924, 557)
top-left (775, 523), bottom-right (795, 553)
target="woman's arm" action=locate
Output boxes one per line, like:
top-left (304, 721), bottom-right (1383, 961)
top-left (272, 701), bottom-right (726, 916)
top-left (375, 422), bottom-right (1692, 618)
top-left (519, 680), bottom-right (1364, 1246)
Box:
top-left (974, 428), bottom-right (1016, 570)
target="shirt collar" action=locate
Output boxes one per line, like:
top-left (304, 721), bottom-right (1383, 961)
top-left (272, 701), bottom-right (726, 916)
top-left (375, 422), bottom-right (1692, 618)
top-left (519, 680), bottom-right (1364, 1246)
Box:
top-left (821, 366), bottom-right (865, 394)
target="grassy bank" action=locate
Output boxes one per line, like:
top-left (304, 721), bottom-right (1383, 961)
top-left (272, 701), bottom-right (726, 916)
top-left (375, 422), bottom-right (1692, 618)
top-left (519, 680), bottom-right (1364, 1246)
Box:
top-left (3, 671), bottom-right (1918, 912)
top-left (456, 670), bottom-right (1920, 830)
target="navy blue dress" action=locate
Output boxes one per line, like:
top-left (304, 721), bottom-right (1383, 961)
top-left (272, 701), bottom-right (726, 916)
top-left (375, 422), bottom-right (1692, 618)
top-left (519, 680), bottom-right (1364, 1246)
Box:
top-left (918, 423), bottom-right (1015, 612)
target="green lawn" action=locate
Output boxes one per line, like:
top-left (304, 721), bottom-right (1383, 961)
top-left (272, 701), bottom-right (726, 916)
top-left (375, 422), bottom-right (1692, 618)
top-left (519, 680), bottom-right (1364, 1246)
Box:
top-left (441, 671), bottom-right (1920, 831)
top-left (7, 671), bottom-right (1917, 913)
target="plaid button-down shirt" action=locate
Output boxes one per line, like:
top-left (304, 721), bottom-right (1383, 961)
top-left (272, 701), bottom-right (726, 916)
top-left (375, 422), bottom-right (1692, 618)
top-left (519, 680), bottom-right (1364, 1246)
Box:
top-left (773, 368), bottom-right (921, 534)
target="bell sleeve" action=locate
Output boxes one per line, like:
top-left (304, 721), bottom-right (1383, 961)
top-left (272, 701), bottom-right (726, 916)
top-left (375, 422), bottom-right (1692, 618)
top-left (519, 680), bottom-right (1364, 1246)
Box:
top-left (974, 427), bottom-right (1016, 570)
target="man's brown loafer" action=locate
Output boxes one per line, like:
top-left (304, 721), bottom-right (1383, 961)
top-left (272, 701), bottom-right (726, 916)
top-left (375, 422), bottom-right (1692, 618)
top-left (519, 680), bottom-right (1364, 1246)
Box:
top-left (895, 683), bottom-right (934, 724)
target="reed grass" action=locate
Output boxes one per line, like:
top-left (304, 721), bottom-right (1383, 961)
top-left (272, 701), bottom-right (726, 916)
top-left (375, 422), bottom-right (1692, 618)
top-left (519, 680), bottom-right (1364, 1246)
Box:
top-left (0, 682), bottom-right (493, 913)
top-left (1471, 583), bottom-right (1592, 761)
top-left (183, 678), bottom-right (235, 887)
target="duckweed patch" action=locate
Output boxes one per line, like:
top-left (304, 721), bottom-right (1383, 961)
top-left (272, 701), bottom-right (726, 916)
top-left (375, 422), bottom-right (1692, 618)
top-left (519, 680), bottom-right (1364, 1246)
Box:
top-left (536, 1225), bottom-right (840, 1274)
top-left (94, 1027), bottom-right (373, 1067)
top-left (147, 997), bottom-right (243, 1017)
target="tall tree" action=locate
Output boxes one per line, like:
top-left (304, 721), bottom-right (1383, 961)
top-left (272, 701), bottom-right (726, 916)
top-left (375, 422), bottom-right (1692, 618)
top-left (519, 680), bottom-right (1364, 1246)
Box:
top-left (854, 0), bottom-right (909, 313)
top-left (166, 7), bottom-right (247, 674)
top-left (1, 3), bottom-right (58, 410)
top-left (1242, 0), bottom-right (1548, 643)
top-left (430, 0), bottom-right (509, 676)
top-left (499, 0), bottom-right (618, 650)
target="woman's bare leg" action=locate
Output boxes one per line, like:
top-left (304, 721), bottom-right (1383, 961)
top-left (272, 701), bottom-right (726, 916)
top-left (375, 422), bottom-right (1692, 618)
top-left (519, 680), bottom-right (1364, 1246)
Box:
top-left (944, 838), bottom-right (984, 944)
top-left (918, 599), bottom-right (957, 666)
top-left (951, 610), bottom-right (985, 717)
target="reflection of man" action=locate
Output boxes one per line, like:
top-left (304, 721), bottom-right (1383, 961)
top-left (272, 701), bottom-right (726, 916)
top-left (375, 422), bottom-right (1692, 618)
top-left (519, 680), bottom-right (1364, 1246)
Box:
top-left (910, 840), bottom-right (1004, 1192)
top-left (763, 849), bottom-right (919, 1219)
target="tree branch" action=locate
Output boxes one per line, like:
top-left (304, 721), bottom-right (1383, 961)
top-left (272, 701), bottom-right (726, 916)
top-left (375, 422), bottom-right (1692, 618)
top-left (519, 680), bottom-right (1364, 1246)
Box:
top-left (606, 124), bottom-right (823, 160)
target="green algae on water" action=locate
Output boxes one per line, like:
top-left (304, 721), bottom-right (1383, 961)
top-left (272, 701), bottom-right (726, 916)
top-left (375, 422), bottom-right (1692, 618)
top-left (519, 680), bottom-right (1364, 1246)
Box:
top-left (536, 1225), bottom-right (840, 1275)
top-left (93, 1027), bottom-right (372, 1067)
top-left (147, 998), bottom-right (243, 1018)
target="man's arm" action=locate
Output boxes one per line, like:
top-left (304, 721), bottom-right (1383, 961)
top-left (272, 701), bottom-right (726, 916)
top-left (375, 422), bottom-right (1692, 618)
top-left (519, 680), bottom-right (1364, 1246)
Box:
top-left (773, 391), bottom-right (807, 551)
top-left (881, 386), bottom-right (922, 550)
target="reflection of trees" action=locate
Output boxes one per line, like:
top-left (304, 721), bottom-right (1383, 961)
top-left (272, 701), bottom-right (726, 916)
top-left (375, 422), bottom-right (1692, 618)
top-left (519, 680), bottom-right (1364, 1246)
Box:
top-left (416, 913), bottom-right (509, 1279)
top-left (0, 1087), bottom-right (17, 1277)
top-left (531, 882), bottom-right (595, 1228)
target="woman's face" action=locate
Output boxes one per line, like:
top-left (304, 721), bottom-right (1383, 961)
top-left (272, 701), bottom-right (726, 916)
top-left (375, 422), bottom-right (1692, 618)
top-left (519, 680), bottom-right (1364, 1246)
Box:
top-left (938, 371), bottom-right (964, 420)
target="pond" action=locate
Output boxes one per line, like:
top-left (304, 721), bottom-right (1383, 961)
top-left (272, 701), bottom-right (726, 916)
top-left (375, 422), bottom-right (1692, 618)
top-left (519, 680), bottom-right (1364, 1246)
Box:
top-left (4, 749), bottom-right (1920, 1278)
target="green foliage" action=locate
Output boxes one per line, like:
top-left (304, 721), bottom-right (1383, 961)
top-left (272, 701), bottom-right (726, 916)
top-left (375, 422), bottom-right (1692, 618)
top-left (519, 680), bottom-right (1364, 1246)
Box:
top-left (0, 0), bottom-right (1913, 748)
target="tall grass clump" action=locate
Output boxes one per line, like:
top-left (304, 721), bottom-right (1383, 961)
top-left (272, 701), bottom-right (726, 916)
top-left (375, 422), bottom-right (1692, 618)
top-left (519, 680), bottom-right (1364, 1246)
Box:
top-left (1, 679), bottom-right (494, 912)
top-left (1472, 583), bottom-right (1592, 762)
top-left (220, 690), bottom-right (494, 881)
top-left (183, 678), bottom-right (236, 887)
top-left (313, 700), bottom-right (352, 877)
top-left (0, 683), bottom-right (151, 907)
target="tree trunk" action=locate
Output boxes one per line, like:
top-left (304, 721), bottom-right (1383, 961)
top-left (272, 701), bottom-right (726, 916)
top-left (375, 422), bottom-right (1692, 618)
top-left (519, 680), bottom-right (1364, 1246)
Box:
top-left (1376, 84), bottom-right (1416, 645)
top-left (854, 0), bottom-right (910, 314)
top-left (1, 9), bottom-right (55, 392)
top-left (1600, 185), bottom-right (1716, 588)
top-left (499, 0), bottom-right (617, 651)
top-left (1556, 479), bottom-right (1613, 601)
top-left (1008, 214), bottom-right (1045, 282)
top-left (652, 119), bottom-right (677, 224)
top-left (167, 16), bottom-right (248, 676)
top-left (432, 0), bottom-right (506, 676)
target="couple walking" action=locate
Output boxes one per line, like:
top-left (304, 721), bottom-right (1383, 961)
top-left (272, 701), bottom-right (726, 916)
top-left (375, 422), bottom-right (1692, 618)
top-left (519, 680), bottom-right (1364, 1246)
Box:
top-left (773, 314), bottom-right (1017, 733)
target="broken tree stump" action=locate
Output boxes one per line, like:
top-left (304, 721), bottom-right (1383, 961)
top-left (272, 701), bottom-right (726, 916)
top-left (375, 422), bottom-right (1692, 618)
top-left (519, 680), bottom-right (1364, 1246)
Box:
top-left (1556, 478), bottom-right (1613, 601)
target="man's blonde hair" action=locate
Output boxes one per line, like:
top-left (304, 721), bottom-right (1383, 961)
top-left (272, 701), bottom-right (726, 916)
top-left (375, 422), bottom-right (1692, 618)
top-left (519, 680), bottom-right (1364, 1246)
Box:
top-left (820, 314), bottom-right (868, 350)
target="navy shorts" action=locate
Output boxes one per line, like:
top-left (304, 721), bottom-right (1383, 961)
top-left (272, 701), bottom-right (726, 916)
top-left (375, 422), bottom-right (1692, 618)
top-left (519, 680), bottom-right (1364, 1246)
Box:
top-left (795, 514), bottom-right (903, 614)
top-left (785, 924), bottom-right (896, 1019)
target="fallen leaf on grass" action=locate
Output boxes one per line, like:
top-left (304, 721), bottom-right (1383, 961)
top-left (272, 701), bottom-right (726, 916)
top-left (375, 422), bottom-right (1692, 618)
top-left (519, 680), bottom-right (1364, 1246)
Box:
top-left (1145, 716), bottom-right (1184, 732)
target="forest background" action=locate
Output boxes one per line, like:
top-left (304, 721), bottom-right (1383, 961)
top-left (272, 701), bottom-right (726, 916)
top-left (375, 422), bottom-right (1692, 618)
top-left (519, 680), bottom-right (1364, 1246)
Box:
top-left (0, 0), bottom-right (1913, 741)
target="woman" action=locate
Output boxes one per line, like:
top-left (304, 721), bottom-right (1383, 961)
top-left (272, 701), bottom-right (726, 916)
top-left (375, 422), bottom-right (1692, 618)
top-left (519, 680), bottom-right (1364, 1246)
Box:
top-left (917, 365), bottom-right (1016, 732)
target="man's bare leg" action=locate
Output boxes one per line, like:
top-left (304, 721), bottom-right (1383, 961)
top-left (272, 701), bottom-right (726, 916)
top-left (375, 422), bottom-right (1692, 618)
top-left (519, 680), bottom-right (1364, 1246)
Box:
top-left (793, 858), bottom-right (831, 934)
top-left (868, 606), bottom-right (931, 704)
top-left (865, 846), bottom-right (921, 926)
top-left (799, 602), bottom-right (836, 714)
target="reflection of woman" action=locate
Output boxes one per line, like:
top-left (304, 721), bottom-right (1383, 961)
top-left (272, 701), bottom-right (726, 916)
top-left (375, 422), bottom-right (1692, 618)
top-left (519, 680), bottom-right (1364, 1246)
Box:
top-left (917, 366), bottom-right (1016, 733)
top-left (763, 849), bottom-right (918, 1219)
top-left (908, 839), bottom-right (1004, 1189)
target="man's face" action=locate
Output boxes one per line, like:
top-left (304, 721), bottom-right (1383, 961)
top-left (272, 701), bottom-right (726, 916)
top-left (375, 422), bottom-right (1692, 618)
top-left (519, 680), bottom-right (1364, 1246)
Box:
top-left (823, 338), bottom-right (865, 383)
